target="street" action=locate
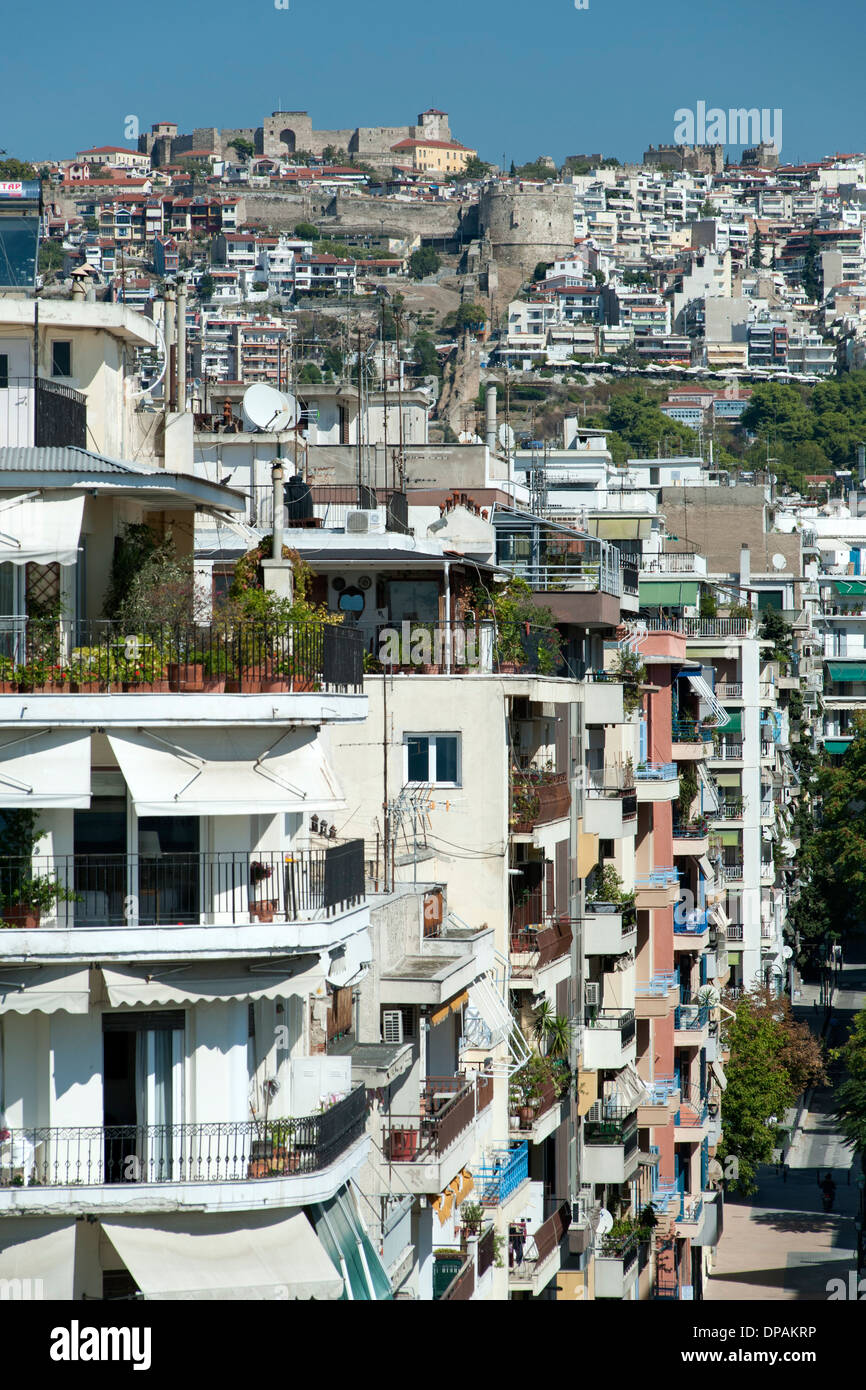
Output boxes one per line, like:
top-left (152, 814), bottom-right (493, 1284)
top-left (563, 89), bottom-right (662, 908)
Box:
top-left (705, 940), bottom-right (866, 1301)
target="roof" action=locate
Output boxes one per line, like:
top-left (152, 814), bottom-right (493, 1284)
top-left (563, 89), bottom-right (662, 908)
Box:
top-left (390, 138), bottom-right (470, 152)
top-left (0, 447), bottom-right (246, 512)
top-left (79, 146), bottom-right (147, 156)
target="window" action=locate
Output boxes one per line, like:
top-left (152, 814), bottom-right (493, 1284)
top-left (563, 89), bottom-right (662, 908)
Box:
top-left (0, 354), bottom-right (7, 389)
top-left (51, 341), bottom-right (72, 378)
top-left (404, 733), bottom-right (460, 786)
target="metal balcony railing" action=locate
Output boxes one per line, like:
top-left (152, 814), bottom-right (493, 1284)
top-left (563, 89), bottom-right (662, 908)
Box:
top-left (726, 923), bottom-right (745, 941)
top-left (674, 1005), bottom-right (709, 1031)
top-left (671, 719), bottom-right (714, 743)
top-left (634, 761), bottom-right (678, 780)
top-left (439, 1257), bottom-right (475, 1301)
top-left (510, 917), bottom-right (572, 973)
top-left (584, 1008), bottom-right (635, 1045)
top-left (711, 743), bottom-right (744, 760)
top-left (0, 1086), bottom-right (366, 1187)
top-left (0, 843), bottom-right (366, 927)
top-left (0, 377), bottom-right (87, 449)
top-left (643, 1076), bottom-right (679, 1105)
top-left (510, 771), bottom-right (570, 831)
top-left (0, 619), bottom-right (364, 694)
top-left (640, 553), bottom-right (705, 575)
top-left (715, 682), bottom-right (743, 698)
top-left (510, 1201), bottom-right (570, 1280)
top-left (636, 868), bottom-right (679, 888)
top-left (635, 971), bottom-right (679, 996)
top-left (382, 1074), bottom-right (493, 1163)
top-left (721, 864), bottom-right (744, 882)
top-left (673, 909), bottom-right (709, 934)
top-left (476, 1143), bottom-right (529, 1206)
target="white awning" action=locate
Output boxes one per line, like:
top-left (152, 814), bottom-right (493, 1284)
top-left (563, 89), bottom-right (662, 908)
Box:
top-left (0, 1218), bottom-right (76, 1298)
top-left (107, 727), bottom-right (345, 817)
top-left (609, 1061), bottom-right (651, 1108)
top-left (698, 854), bottom-right (715, 881)
top-left (709, 901), bottom-right (730, 930)
top-left (101, 960), bottom-right (326, 1008)
top-left (0, 493), bottom-right (84, 566)
top-left (0, 728), bottom-right (91, 808)
top-left (711, 1061), bottom-right (728, 1091)
top-left (0, 965), bottom-right (91, 1015)
top-left (684, 671), bottom-right (729, 727)
top-left (326, 928), bottom-right (372, 989)
top-left (101, 1210), bottom-right (343, 1300)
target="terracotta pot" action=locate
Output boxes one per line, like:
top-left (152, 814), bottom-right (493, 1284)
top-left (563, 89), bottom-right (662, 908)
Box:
top-left (0, 680), bottom-right (18, 693)
top-left (250, 899), bottom-right (277, 923)
top-left (121, 679), bottom-right (171, 693)
top-left (167, 661), bottom-right (204, 691)
top-left (292, 675), bottom-right (315, 691)
top-left (518, 1106), bottom-right (535, 1127)
top-left (259, 676), bottom-right (289, 693)
top-left (224, 677), bottom-right (243, 693)
top-left (70, 680), bottom-right (102, 693)
top-left (388, 1127), bottom-right (420, 1161)
top-left (3, 904), bottom-right (41, 929)
top-left (201, 674), bottom-right (226, 693)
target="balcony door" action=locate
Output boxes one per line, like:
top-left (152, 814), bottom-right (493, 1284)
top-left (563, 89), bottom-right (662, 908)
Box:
top-left (73, 797), bottom-right (127, 925)
top-left (103, 1012), bottom-right (184, 1183)
top-left (137, 816), bottom-right (200, 925)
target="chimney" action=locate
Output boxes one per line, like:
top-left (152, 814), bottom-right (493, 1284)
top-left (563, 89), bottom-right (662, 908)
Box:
top-left (485, 384), bottom-right (497, 452)
top-left (176, 275), bottom-right (188, 413)
top-left (739, 543), bottom-right (751, 593)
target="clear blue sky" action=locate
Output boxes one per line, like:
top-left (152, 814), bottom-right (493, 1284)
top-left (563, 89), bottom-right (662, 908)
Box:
top-left (2, 0), bottom-right (863, 166)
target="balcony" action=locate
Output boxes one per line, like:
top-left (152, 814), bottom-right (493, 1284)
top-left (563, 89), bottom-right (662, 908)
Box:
top-left (582, 1008), bottom-right (636, 1069)
top-left (583, 904), bottom-right (637, 956)
top-left (715, 682), bottom-right (743, 699)
top-left (582, 675), bottom-right (626, 726)
top-left (673, 908), bottom-right (710, 950)
top-left (379, 1074), bottom-right (494, 1194)
top-left (635, 972), bottom-right (679, 1018)
top-left (0, 842), bottom-right (367, 957)
top-left (475, 1142), bottom-right (529, 1209)
top-left (582, 1104), bottom-right (639, 1184)
top-left (708, 743), bottom-right (744, 763)
top-left (726, 923), bottom-right (744, 942)
top-left (639, 553), bottom-right (707, 577)
top-left (635, 867), bottom-right (679, 909)
top-left (594, 1232), bottom-right (640, 1299)
top-left (0, 376), bottom-right (87, 449)
top-left (673, 1087), bottom-right (711, 1140)
top-left (0, 619), bottom-right (363, 698)
top-left (672, 821), bottom-right (710, 856)
top-left (637, 1075), bottom-right (680, 1125)
top-left (508, 1200), bottom-right (570, 1297)
top-left (634, 762), bottom-right (680, 803)
top-left (671, 720), bottom-right (714, 759)
top-left (584, 769), bottom-right (638, 839)
top-left (510, 771), bottom-right (570, 835)
top-left (510, 917), bottom-right (572, 993)
top-left (0, 1084), bottom-right (368, 1214)
top-left (720, 863), bottom-right (744, 883)
top-left (674, 1004), bottom-right (710, 1046)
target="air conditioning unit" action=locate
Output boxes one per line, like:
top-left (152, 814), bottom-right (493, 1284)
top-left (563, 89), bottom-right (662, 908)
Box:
top-left (382, 1009), bottom-right (404, 1045)
top-left (346, 509), bottom-right (385, 534)
top-left (584, 982), bottom-right (600, 1006)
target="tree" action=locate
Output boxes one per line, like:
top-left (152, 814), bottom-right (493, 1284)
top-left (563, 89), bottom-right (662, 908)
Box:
top-left (798, 711), bottom-right (866, 945)
top-left (0, 157), bottom-right (37, 180)
top-left (801, 226), bottom-right (822, 302)
top-left (455, 301), bottom-right (488, 331)
top-left (413, 330), bottom-right (440, 379)
top-left (408, 247), bottom-right (440, 280)
top-left (757, 608), bottom-right (792, 668)
top-left (700, 199), bottom-right (717, 217)
top-left (294, 222), bottom-right (318, 240)
top-left (38, 239), bottom-right (65, 274)
top-left (229, 137), bottom-right (255, 162)
top-left (532, 260), bottom-right (552, 283)
top-left (461, 154), bottom-right (492, 180)
top-left (197, 272), bottom-right (214, 301)
top-left (298, 362), bottom-right (322, 383)
top-left (720, 987), bottom-right (825, 1194)
top-left (751, 226), bottom-right (764, 269)
top-left (322, 344), bottom-right (343, 376)
top-left (834, 1009), bottom-right (866, 1173)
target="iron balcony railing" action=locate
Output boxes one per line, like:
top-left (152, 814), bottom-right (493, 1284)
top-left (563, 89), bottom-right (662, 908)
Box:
top-left (674, 909), bottom-right (709, 934)
top-left (715, 682), bottom-right (743, 698)
top-left (584, 1007), bottom-right (635, 1045)
top-left (510, 918), bottom-right (572, 974)
top-left (0, 843), bottom-right (366, 927)
top-left (726, 923), bottom-right (744, 941)
top-left (0, 377), bottom-right (87, 449)
top-left (671, 719), bottom-right (714, 742)
top-left (674, 1005), bottom-right (709, 1031)
top-left (721, 863), bottom-right (744, 882)
top-left (0, 619), bottom-right (363, 694)
top-left (710, 743), bottom-right (744, 761)
top-left (510, 771), bottom-right (571, 831)
top-left (0, 1085), bottom-right (366, 1187)
top-left (383, 1074), bottom-right (494, 1163)
top-left (440, 1257), bottom-right (475, 1301)
top-left (635, 970), bottom-right (679, 996)
top-left (714, 803), bottom-right (744, 819)
top-left (362, 620), bottom-right (496, 674)
top-left (510, 1201), bottom-right (570, 1281)
top-left (640, 553), bottom-right (705, 575)
top-left (640, 618), bottom-right (754, 638)
top-left (643, 1076), bottom-right (679, 1105)
top-left (475, 1142), bottom-right (529, 1206)
top-left (636, 867), bottom-right (679, 888)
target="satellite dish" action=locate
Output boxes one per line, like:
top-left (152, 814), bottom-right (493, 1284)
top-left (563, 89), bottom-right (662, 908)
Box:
top-left (707, 1158), bottom-right (724, 1181)
top-left (498, 423), bottom-right (515, 450)
top-left (595, 1207), bottom-right (614, 1237)
top-left (783, 945), bottom-right (793, 959)
top-left (242, 383), bottom-right (298, 432)
top-left (772, 553), bottom-right (787, 571)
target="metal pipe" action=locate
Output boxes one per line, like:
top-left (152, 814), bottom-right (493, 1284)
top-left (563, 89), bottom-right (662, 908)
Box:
top-left (176, 275), bottom-right (187, 413)
top-left (163, 284), bottom-right (176, 415)
top-left (485, 383), bottom-right (497, 452)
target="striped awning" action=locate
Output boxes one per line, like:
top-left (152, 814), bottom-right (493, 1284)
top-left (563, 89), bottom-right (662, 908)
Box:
top-left (833, 580), bottom-right (866, 597)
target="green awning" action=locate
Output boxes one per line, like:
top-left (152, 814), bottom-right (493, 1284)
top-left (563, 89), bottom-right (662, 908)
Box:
top-left (833, 580), bottom-right (866, 597)
top-left (715, 772), bottom-right (741, 787)
top-left (727, 951), bottom-right (741, 964)
top-left (825, 740), bottom-right (852, 755)
top-left (639, 580), bottom-right (698, 607)
top-left (827, 662), bottom-right (866, 682)
top-left (719, 831), bottom-right (741, 847)
top-left (720, 709), bottom-right (741, 733)
top-left (308, 1184), bottom-right (394, 1300)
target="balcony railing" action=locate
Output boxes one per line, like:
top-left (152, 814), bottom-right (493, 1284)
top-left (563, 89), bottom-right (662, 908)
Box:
top-left (714, 803), bottom-right (744, 819)
top-left (0, 1085), bottom-right (366, 1187)
top-left (673, 909), bottom-right (709, 934)
top-left (711, 743), bottom-right (743, 760)
top-left (0, 619), bottom-right (363, 694)
top-left (476, 1142), bottom-right (529, 1206)
top-left (644, 1076), bottom-right (679, 1104)
top-left (510, 917), bottom-right (572, 974)
top-left (636, 867), bottom-right (679, 888)
top-left (635, 971), bottom-right (679, 996)
top-left (674, 1005), bottom-right (709, 1031)
top-left (584, 1007), bottom-right (635, 1045)
top-left (383, 1074), bottom-right (493, 1162)
top-left (584, 1103), bottom-right (639, 1146)
top-left (721, 863), bottom-right (744, 882)
top-left (510, 771), bottom-right (570, 831)
top-left (0, 843), bottom-right (366, 927)
top-left (634, 761), bottom-right (677, 780)
top-left (0, 377), bottom-right (87, 449)
top-left (715, 682), bottom-right (743, 698)
top-left (640, 553), bottom-right (706, 575)
top-left (510, 1201), bottom-right (570, 1281)
top-left (439, 1257), bottom-right (475, 1301)
top-left (671, 719), bottom-right (713, 743)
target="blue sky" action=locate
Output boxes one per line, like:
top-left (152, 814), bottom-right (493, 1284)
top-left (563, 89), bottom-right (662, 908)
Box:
top-left (2, 0), bottom-right (863, 166)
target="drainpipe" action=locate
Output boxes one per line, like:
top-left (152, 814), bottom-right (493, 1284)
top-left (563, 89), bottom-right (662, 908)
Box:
top-left (272, 458), bottom-right (284, 560)
top-left (485, 383), bottom-right (497, 452)
top-left (176, 275), bottom-right (187, 413)
top-left (444, 560), bottom-right (451, 673)
top-left (163, 283), bottom-right (176, 416)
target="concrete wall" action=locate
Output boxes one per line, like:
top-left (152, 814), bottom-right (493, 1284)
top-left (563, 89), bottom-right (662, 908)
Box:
top-left (658, 488), bottom-right (801, 578)
top-left (478, 187), bottom-right (575, 276)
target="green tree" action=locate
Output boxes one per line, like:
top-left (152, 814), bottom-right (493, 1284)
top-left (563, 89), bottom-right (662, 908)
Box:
top-left (197, 272), bottom-right (214, 300)
top-left (413, 330), bottom-right (440, 379)
top-left (801, 226), bottom-right (822, 302)
top-left (322, 344), bottom-right (343, 376)
top-left (758, 608), bottom-right (792, 668)
top-left (298, 362), bottom-right (322, 383)
top-left (834, 1009), bottom-right (866, 1173)
top-left (294, 222), bottom-right (319, 240)
top-left (0, 157), bottom-right (37, 180)
top-left (461, 154), bottom-right (492, 179)
top-left (798, 711), bottom-right (866, 945)
top-left (751, 226), bottom-right (764, 269)
top-left (408, 247), bottom-right (441, 280)
top-left (532, 260), bottom-right (552, 283)
top-left (455, 301), bottom-right (488, 331)
top-left (229, 137), bottom-right (255, 162)
top-left (720, 987), bottom-right (825, 1194)
top-left (38, 239), bottom-right (65, 274)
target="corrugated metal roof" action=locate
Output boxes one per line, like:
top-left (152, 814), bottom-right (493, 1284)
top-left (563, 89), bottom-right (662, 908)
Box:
top-left (0, 446), bottom-right (158, 476)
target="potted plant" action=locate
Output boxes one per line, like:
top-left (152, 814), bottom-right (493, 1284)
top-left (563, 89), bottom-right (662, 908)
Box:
top-left (0, 655), bottom-right (16, 693)
top-left (249, 860), bottom-right (277, 921)
top-left (0, 810), bottom-right (81, 928)
top-left (388, 1125), bottom-right (420, 1161)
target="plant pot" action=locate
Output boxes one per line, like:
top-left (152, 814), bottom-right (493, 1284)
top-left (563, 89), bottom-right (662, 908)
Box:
top-left (3, 903), bottom-right (41, 929)
top-left (0, 680), bottom-right (18, 693)
top-left (167, 661), bottom-right (204, 692)
top-left (121, 679), bottom-right (171, 693)
top-left (259, 676), bottom-right (289, 693)
top-left (224, 677), bottom-right (243, 693)
top-left (518, 1106), bottom-right (535, 1128)
top-left (201, 675), bottom-right (226, 693)
top-left (388, 1126), bottom-right (419, 1161)
top-left (499, 662), bottom-right (521, 674)
top-left (292, 675), bottom-right (315, 691)
top-left (250, 899), bottom-right (277, 923)
top-left (70, 680), bottom-right (103, 693)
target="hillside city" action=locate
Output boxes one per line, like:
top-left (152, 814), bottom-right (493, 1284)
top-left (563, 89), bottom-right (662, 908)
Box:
top-left (0, 104), bottom-right (865, 1310)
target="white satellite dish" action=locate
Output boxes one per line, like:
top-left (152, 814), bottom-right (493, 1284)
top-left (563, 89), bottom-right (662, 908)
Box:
top-left (242, 383), bottom-right (298, 432)
top-left (498, 423), bottom-right (515, 450)
top-left (772, 552), bottom-right (787, 571)
top-left (783, 945), bottom-right (793, 959)
top-left (595, 1207), bottom-right (614, 1237)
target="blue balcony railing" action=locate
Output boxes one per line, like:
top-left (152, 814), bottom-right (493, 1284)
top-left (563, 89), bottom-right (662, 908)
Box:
top-left (673, 909), bottom-right (709, 934)
top-left (674, 1005), bottom-right (709, 1031)
top-left (634, 761), bottom-right (678, 780)
top-left (475, 1142), bottom-right (528, 1206)
top-left (636, 868), bottom-right (679, 889)
top-left (635, 970), bottom-right (679, 996)
top-left (644, 1076), bottom-right (679, 1104)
